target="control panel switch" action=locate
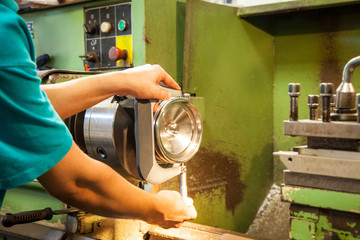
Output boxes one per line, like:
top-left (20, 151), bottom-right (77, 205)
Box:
top-left (108, 46), bottom-right (127, 61)
top-left (80, 51), bottom-right (98, 62)
top-left (118, 19), bottom-right (127, 31)
top-left (100, 22), bottom-right (112, 33)
top-left (83, 23), bottom-right (97, 34)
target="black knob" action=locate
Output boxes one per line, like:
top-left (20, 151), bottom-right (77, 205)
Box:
top-left (79, 51), bottom-right (98, 62)
top-left (83, 23), bottom-right (97, 34)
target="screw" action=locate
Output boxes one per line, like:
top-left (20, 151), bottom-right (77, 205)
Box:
top-left (308, 95), bottom-right (319, 120)
top-left (320, 83), bottom-right (333, 122)
top-left (288, 83), bottom-right (301, 121)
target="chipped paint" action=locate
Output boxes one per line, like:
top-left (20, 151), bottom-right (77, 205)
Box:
top-left (282, 186), bottom-right (360, 213)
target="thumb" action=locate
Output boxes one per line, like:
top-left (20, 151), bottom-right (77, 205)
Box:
top-left (186, 204), bottom-right (197, 220)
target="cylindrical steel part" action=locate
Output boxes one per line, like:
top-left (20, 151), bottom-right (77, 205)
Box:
top-left (288, 83), bottom-right (301, 121)
top-left (322, 97), bottom-right (331, 122)
top-left (289, 97), bottom-right (299, 121)
top-left (320, 83), bottom-right (333, 122)
top-left (308, 95), bottom-right (319, 120)
top-left (154, 98), bottom-right (202, 164)
top-left (179, 165), bottom-right (187, 199)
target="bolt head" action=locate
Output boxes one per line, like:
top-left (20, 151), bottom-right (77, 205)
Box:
top-left (308, 95), bottom-right (319, 107)
top-left (288, 83), bottom-right (301, 96)
top-left (319, 83), bottom-right (333, 96)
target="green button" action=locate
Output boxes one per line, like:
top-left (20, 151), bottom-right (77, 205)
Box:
top-left (118, 20), bottom-right (126, 31)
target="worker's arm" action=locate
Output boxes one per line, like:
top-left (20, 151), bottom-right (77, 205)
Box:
top-left (37, 141), bottom-right (196, 229)
top-left (41, 64), bottom-right (181, 119)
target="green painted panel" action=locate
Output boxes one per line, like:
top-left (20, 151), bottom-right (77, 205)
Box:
top-left (283, 186), bottom-right (360, 212)
top-left (131, 0), bottom-right (145, 67)
top-left (144, 0), bottom-right (185, 84)
top-left (182, 0), bottom-right (274, 232)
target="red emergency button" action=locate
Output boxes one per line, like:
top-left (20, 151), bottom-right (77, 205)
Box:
top-left (108, 47), bottom-right (128, 61)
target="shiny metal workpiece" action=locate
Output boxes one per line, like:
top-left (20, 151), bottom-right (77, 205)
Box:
top-left (335, 56), bottom-right (360, 113)
top-left (320, 83), bottom-right (333, 122)
top-left (307, 95), bottom-right (319, 120)
top-left (288, 83), bottom-right (301, 121)
top-left (80, 93), bottom-right (202, 185)
top-left (154, 97), bottom-right (202, 164)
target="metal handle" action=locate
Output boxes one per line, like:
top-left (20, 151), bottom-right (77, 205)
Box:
top-left (1, 208), bottom-right (53, 227)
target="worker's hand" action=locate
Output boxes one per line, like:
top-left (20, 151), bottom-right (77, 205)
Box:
top-left (147, 190), bottom-right (197, 229)
top-left (120, 64), bottom-right (181, 100)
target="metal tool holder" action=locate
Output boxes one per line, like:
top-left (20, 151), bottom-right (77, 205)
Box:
top-left (275, 56), bottom-right (360, 239)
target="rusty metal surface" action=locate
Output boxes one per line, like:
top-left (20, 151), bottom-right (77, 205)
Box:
top-left (236, 0), bottom-right (360, 17)
top-left (307, 137), bottom-right (360, 151)
top-left (81, 218), bottom-right (268, 240)
top-left (284, 170), bottom-right (360, 194)
top-left (146, 222), bottom-right (268, 240)
top-left (283, 120), bottom-right (360, 139)
top-left (274, 150), bottom-right (360, 180)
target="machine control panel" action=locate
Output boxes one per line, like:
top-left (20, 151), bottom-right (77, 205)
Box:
top-left (83, 3), bottom-right (132, 70)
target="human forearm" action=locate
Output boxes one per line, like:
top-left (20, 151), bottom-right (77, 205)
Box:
top-left (41, 65), bottom-right (180, 119)
top-left (38, 142), bottom-right (155, 219)
top-left (41, 72), bottom-right (126, 119)
top-left (38, 142), bottom-right (196, 228)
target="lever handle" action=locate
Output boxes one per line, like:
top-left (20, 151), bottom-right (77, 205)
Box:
top-left (1, 208), bottom-right (53, 227)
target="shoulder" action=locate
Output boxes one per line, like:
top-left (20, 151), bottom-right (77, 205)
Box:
top-left (0, 3), bottom-right (35, 68)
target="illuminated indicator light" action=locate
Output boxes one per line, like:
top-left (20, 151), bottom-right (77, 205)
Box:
top-left (118, 20), bottom-right (127, 31)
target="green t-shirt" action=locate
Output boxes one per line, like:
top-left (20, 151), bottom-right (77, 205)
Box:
top-left (0, 0), bottom-right (73, 207)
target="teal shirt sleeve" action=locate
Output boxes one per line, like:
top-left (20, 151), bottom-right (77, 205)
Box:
top-left (0, 1), bottom-right (73, 197)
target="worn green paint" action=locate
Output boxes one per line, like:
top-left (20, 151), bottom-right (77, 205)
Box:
top-left (237, 0), bottom-right (360, 17)
top-left (283, 186), bottom-right (360, 213)
top-left (183, 0), bottom-right (274, 232)
top-left (290, 219), bottom-right (316, 240)
top-left (290, 207), bottom-right (360, 239)
top-left (291, 210), bottom-right (319, 222)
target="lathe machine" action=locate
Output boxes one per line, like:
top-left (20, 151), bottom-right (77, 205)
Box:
top-left (275, 56), bottom-right (360, 239)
